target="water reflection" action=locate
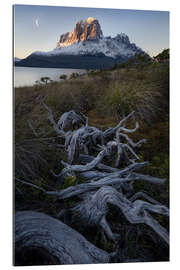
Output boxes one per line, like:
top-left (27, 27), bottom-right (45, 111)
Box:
top-left (14, 67), bottom-right (85, 87)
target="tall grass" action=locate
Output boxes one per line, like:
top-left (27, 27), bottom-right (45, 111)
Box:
top-left (100, 77), bottom-right (162, 122)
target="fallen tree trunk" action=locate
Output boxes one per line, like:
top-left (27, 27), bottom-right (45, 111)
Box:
top-left (14, 211), bottom-right (110, 266)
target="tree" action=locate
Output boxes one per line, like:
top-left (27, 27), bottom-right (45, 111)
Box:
top-left (59, 74), bottom-right (67, 80)
top-left (40, 77), bottom-right (53, 84)
top-left (70, 72), bottom-right (79, 79)
top-left (154, 49), bottom-right (169, 61)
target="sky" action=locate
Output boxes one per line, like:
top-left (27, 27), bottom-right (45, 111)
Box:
top-left (14, 4), bottom-right (169, 59)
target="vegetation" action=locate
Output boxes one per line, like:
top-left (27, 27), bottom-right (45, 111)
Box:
top-left (35, 76), bottom-right (53, 85)
top-left (59, 74), bottom-right (67, 80)
top-left (14, 54), bottom-right (169, 264)
top-left (70, 72), bottom-right (79, 79)
top-left (153, 49), bottom-right (169, 61)
top-left (40, 76), bottom-right (53, 84)
top-left (110, 53), bottom-right (152, 70)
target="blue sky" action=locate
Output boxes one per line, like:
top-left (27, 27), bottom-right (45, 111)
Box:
top-left (14, 4), bottom-right (169, 58)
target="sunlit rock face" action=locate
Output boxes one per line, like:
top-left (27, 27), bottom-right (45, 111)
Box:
top-left (56, 18), bottom-right (103, 48)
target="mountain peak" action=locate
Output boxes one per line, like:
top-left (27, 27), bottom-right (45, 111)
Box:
top-left (56, 18), bottom-right (103, 48)
top-left (86, 17), bottom-right (96, 23)
top-left (54, 18), bottom-right (145, 59)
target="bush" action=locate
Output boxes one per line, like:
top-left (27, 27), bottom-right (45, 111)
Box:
top-left (40, 77), bottom-right (53, 84)
top-left (154, 49), bottom-right (169, 61)
top-left (60, 74), bottom-right (67, 80)
top-left (70, 72), bottom-right (79, 79)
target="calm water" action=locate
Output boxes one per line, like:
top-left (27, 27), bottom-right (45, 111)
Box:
top-left (14, 66), bottom-right (85, 87)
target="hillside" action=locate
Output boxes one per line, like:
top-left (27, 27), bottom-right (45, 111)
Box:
top-left (154, 49), bottom-right (169, 61)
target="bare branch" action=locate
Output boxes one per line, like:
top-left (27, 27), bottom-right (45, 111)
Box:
top-left (27, 120), bottom-right (39, 137)
top-left (132, 173), bottom-right (166, 185)
top-left (103, 111), bottom-right (135, 137)
top-left (15, 178), bottom-right (59, 197)
top-left (119, 133), bottom-right (147, 148)
top-left (41, 101), bottom-right (65, 136)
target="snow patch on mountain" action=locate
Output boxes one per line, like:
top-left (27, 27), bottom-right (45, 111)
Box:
top-left (33, 33), bottom-right (142, 59)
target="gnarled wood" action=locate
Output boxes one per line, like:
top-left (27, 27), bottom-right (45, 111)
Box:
top-left (72, 186), bottom-right (169, 244)
top-left (41, 101), bottom-right (65, 136)
top-left (15, 211), bottom-right (110, 265)
top-left (58, 110), bottom-right (86, 131)
top-left (103, 111), bottom-right (136, 138)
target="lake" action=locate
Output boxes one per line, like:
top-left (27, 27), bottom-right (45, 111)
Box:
top-left (14, 66), bottom-right (85, 87)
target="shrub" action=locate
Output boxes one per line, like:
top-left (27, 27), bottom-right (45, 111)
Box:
top-left (40, 77), bottom-right (53, 84)
top-left (70, 72), bottom-right (79, 79)
top-left (154, 49), bottom-right (169, 61)
top-left (60, 74), bottom-right (67, 80)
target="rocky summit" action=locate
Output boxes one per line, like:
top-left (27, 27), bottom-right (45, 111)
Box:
top-left (56, 17), bottom-right (103, 47)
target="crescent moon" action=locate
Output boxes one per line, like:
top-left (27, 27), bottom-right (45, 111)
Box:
top-left (35, 18), bottom-right (39, 28)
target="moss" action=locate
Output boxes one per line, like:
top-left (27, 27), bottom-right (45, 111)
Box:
top-left (61, 175), bottom-right (76, 189)
top-left (103, 241), bottom-right (115, 252)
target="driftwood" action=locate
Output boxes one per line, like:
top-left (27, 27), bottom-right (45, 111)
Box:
top-left (72, 186), bottom-right (169, 244)
top-left (57, 110), bottom-right (86, 131)
top-left (15, 105), bottom-right (169, 264)
top-left (15, 211), bottom-right (110, 265)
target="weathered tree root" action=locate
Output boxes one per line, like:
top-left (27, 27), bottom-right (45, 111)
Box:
top-left (72, 186), bottom-right (169, 244)
top-left (14, 211), bottom-right (110, 265)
